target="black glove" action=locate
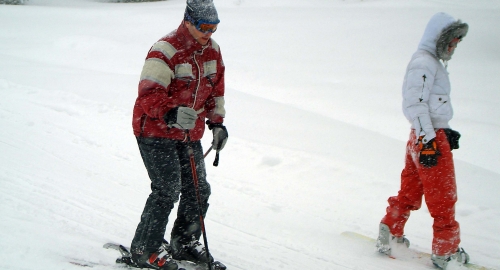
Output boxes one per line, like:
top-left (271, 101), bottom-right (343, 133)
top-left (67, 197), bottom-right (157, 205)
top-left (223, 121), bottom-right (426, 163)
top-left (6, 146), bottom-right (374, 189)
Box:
top-left (418, 137), bottom-right (440, 168)
top-left (163, 107), bottom-right (197, 130)
top-left (443, 129), bottom-right (461, 150)
top-left (207, 121), bottom-right (228, 151)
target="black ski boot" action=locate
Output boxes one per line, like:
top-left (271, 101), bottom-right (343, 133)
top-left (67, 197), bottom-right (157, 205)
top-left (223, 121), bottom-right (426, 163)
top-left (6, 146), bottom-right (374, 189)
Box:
top-left (131, 247), bottom-right (178, 270)
top-left (171, 239), bottom-right (213, 264)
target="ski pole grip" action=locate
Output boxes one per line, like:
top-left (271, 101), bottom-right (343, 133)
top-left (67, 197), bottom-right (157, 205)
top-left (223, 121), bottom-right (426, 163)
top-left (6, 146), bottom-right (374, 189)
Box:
top-left (213, 152), bottom-right (219, 167)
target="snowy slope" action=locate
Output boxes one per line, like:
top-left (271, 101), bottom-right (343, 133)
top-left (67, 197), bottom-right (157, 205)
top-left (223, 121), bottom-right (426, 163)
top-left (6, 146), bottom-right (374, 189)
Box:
top-left (0, 0), bottom-right (499, 269)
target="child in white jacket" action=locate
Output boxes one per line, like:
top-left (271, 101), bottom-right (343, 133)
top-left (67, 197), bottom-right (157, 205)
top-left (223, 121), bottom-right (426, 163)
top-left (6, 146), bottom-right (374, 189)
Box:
top-left (376, 12), bottom-right (469, 270)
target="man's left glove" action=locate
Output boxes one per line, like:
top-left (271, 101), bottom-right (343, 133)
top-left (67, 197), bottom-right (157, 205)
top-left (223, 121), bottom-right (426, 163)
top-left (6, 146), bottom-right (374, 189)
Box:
top-left (207, 122), bottom-right (228, 151)
top-left (418, 137), bottom-right (440, 168)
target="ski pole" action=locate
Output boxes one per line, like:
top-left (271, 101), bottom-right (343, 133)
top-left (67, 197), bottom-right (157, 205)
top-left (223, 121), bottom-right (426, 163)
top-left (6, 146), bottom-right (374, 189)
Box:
top-left (186, 131), bottom-right (213, 270)
top-left (203, 148), bottom-right (212, 159)
top-left (204, 147), bottom-right (220, 167)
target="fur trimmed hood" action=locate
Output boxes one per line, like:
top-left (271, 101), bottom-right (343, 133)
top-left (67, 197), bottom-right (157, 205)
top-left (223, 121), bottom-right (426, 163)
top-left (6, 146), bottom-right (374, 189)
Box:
top-left (418, 12), bottom-right (468, 61)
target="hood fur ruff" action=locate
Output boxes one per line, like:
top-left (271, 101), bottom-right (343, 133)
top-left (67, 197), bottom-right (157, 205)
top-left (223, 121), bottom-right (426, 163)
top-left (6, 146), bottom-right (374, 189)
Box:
top-left (418, 12), bottom-right (469, 61)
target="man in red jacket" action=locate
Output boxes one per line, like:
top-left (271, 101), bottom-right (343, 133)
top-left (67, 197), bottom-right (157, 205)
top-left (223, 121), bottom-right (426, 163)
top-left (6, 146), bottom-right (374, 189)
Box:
top-left (129, 1), bottom-right (227, 269)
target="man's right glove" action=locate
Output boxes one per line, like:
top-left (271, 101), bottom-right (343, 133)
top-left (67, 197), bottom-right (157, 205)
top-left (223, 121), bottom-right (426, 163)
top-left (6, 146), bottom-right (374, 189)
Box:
top-left (207, 122), bottom-right (228, 151)
top-left (418, 137), bottom-right (440, 168)
top-left (163, 107), bottom-right (197, 130)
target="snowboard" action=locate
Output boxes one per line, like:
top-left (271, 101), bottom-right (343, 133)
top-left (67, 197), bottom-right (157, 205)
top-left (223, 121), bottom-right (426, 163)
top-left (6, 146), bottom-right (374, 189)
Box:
top-left (103, 242), bottom-right (227, 270)
top-left (341, 231), bottom-right (493, 270)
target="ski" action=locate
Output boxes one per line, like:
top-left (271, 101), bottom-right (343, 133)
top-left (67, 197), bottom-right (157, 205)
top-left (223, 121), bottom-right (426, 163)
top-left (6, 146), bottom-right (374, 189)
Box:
top-left (69, 260), bottom-right (99, 268)
top-left (177, 260), bottom-right (227, 270)
top-left (68, 257), bottom-right (130, 268)
top-left (103, 242), bottom-right (227, 270)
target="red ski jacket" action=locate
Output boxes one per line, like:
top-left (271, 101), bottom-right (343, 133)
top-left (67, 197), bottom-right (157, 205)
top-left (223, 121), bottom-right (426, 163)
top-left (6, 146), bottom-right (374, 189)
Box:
top-left (132, 22), bottom-right (225, 141)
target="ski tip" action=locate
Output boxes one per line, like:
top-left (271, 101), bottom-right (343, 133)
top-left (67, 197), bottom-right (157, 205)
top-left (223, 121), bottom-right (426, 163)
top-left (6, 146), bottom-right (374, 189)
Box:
top-left (103, 242), bottom-right (116, 249)
top-left (213, 261), bottom-right (227, 270)
top-left (103, 242), bottom-right (131, 258)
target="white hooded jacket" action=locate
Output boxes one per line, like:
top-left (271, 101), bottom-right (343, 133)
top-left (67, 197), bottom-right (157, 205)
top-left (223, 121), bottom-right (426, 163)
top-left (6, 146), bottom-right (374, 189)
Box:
top-left (402, 12), bottom-right (468, 143)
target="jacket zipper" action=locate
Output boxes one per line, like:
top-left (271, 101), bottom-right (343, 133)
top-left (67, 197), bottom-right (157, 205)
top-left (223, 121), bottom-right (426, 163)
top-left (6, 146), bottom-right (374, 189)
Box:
top-left (192, 46), bottom-right (208, 110)
top-left (419, 74), bottom-right (426, 102)
top-left (192, 52), bottom-right (201, 109)
top-left (182, 46), bottom-right (207, 142)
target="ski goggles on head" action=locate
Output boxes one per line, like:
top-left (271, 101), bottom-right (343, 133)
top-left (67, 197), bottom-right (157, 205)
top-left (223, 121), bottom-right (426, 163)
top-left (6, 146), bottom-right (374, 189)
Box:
top-left (195, 21), bottom-right (218, 33)
top-left (185, 12), bottom-right (219, 33)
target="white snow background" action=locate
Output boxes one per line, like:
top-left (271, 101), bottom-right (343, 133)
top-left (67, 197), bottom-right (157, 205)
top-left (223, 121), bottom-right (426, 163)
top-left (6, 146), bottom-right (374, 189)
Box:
top-left (0, 0), bottom-right (499, 269)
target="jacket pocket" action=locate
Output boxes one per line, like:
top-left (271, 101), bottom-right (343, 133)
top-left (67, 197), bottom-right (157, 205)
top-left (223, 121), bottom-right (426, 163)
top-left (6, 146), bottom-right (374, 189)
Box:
top-left (428, 94), bottom-right (451, 115)
top-left (169, 63), bottom-right (195, 98)
top-left (203, 60), bottom-right (217, 78)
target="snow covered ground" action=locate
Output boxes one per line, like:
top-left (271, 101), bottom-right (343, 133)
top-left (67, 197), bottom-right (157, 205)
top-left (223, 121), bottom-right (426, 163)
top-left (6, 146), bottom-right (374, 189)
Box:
top-left (1, 0), bottom-right (499, 269)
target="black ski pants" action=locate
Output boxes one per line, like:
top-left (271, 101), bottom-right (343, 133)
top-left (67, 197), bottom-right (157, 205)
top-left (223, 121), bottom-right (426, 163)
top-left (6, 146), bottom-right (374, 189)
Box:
top-left (130, 137), bottom-right (211, 255)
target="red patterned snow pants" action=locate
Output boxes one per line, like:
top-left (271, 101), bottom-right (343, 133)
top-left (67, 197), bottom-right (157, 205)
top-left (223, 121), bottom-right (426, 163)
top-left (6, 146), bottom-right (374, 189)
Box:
top-left (381, 129), bottom-right (460, 256)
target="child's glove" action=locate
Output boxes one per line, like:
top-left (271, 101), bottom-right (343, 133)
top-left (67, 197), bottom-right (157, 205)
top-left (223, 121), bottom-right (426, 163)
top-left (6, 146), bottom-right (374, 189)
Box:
top-left (443, 129), bottom-right (461, 150)
top-left (419, 137), bottom-right (440, 168)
